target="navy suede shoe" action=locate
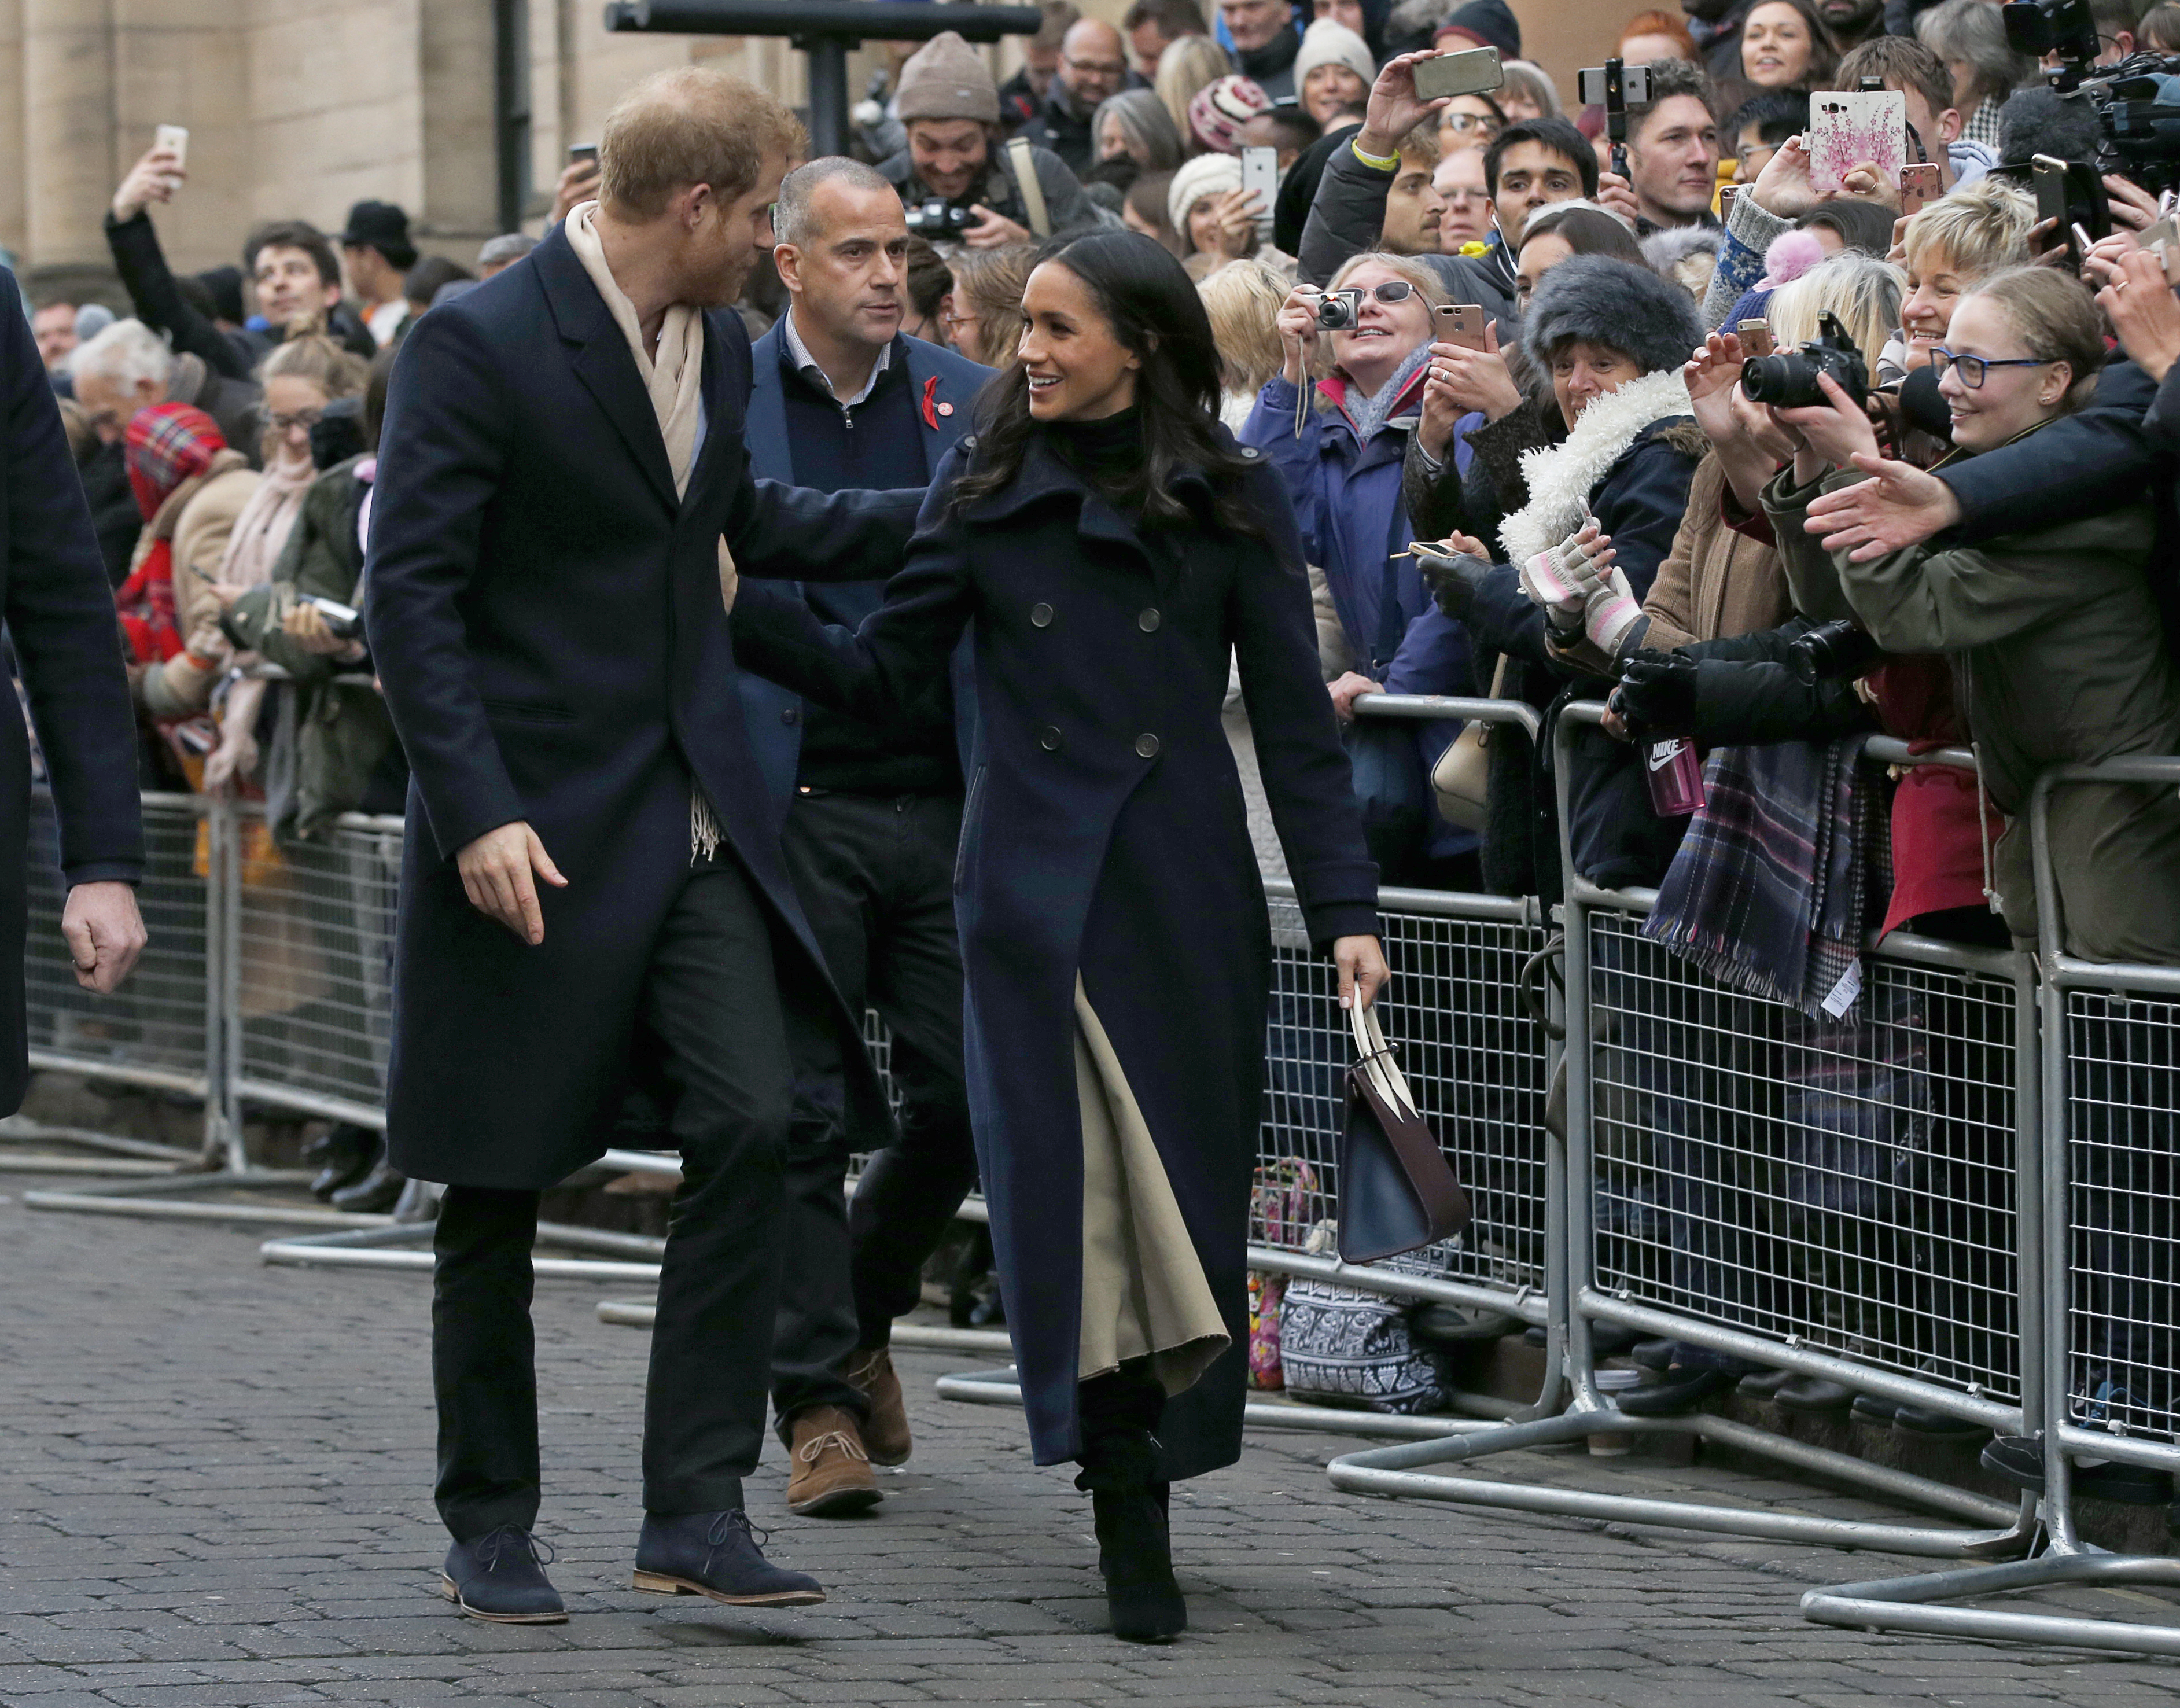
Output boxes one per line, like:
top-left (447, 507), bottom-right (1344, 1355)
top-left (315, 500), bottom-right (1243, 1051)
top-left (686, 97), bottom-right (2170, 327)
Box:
top-left (441, 1526), bottom-right (566, 1623)
top-left (632, 1510), bottom-right (825, 1607)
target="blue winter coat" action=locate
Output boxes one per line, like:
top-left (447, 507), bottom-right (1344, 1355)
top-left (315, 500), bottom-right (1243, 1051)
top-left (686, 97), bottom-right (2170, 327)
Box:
top-left (733, 325), bottom-right (991, 823)
top-left (1239, 373), bottom-right (1476, 859)
top-left (730, 428), bottom-right (1379, 1478)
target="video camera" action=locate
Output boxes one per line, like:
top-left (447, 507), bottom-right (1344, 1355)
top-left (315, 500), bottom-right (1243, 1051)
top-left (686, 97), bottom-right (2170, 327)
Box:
top-left (2005, 1), bottom-right (2180, 187)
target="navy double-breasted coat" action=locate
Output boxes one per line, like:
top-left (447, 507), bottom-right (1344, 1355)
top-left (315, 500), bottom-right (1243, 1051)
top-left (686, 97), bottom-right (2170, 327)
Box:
top-left (732, 432), bottom-right (1379, 1477)
top-left (366, 225), bottom-right (919, 1190)
top-left (0, 267), bottom-right (145, 1113)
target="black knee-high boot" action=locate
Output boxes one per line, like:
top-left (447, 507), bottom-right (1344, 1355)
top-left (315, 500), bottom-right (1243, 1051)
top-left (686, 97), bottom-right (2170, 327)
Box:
top-left (1075, 1362), bottom-right (1185, 1642)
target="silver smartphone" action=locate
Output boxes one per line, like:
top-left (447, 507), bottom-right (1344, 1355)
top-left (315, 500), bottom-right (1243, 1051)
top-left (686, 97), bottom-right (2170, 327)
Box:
top-left (154, 123), bottom-right (189, 168)
top-left (1240, 145), bottom-right (1278, 238)
top-left (1577, 62), bottom-right (1652, 108)
top-left (1414, 46), bottom-right (1504, 101)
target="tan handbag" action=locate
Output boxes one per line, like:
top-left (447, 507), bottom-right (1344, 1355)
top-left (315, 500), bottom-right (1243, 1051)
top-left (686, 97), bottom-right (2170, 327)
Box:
top-left (1430, 654), bottom-right (1508, 833)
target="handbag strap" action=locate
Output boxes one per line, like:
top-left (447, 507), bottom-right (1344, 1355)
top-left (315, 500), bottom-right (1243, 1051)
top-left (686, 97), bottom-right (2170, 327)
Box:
top-left (1349, 1002), bottom-right (1419, 1120)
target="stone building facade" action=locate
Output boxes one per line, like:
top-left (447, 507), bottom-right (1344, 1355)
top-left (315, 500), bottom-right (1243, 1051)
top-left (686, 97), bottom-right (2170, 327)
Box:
top-left (2, 0), bottom-right (1597, 301)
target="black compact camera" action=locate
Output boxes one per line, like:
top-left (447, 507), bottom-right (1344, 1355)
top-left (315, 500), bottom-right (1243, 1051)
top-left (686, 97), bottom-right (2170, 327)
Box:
top-left (1740, 311), bottom-right (1870, 411)
top-left (904, 198), bottom-right (975, 235)
top-left (1314, 287), bottom-right (1367, 329)
top-left (1789, 619), bottom-right (1882, 685)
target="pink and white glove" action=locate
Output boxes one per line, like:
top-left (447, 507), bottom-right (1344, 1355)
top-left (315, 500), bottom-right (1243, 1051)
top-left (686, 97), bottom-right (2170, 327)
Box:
top-left (1575, 562), bottom-right (1643, 657)
top-left (1519, 527), bottom-right (1611, 633)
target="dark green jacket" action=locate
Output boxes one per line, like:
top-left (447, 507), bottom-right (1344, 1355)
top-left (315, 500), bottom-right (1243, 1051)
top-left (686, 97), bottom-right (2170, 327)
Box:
top-left (226, 455), bottom-right (399, 843)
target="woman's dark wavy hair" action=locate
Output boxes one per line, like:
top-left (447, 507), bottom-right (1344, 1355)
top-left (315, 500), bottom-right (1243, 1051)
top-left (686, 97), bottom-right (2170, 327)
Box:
top-left (951, 229), bottom-right (1269, 540)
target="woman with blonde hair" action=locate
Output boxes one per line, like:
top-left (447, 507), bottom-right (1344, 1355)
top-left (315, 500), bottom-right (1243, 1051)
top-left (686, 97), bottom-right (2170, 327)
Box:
top-left (944, 243), bottom-right (1037, 369)
top-left (1893, 176), bottom-right (2036, 372)
top-left (1196, 257), bottom-right (1290, 429)
top-left (1154, 33), bottom-right (1233, 157)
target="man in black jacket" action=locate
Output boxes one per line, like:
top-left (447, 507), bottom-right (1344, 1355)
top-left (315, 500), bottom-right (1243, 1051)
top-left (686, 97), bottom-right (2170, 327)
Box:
top-left (369, 65), bottom-right (920, 1626)
top-left (0, 268), bottom-right (148, 1095)
top-left (1021, 17), bottom-right (1132, 174)
top-left (106, 140), bottom-right (375, 377)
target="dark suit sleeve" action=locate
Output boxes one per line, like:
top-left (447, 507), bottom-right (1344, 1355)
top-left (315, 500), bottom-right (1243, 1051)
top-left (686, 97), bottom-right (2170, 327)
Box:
top-left (1935, 359), bottom-right (2157, 543)
top-left (1, 271), bottom-right (143, 885)
top-left (1231, 463), bottom-right (1380, 946)
top-left (104, 212), bottom-right (251, 382)
top-left (728, 477), bottom-right (922, 585)
top-left (728, 451), bottom-right (977, 720)
top-left (364, 307), bottom-right (526, 858)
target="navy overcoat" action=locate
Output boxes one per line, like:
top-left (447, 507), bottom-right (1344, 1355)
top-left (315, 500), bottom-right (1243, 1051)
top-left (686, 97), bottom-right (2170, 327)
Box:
top-left (366, 226), bottom-right (920, 1189)
top-left (732, 430), bottom-right (1379, 1477)
top-left (0, 267), bottom-right (145, 1112)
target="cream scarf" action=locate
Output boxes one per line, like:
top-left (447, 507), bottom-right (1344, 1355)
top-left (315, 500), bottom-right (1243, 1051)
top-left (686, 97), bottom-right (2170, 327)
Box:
top-left (565, 200), bottom-right (737, 860)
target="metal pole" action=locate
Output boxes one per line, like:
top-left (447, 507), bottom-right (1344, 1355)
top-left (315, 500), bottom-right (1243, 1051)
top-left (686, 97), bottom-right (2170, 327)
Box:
top-left (800, 36), bottom-right (850, 159)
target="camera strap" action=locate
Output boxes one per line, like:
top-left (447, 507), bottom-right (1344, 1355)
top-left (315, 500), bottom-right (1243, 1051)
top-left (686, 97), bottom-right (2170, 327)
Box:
top-left (1004, 138), bottom-right (1051, 238)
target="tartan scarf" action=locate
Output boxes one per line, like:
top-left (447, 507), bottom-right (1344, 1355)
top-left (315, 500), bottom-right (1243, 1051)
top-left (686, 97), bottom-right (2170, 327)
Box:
top-left (123, 403), bottom-right (225, 521)
top-left (1642, 735), bottom-right (1892, 1019)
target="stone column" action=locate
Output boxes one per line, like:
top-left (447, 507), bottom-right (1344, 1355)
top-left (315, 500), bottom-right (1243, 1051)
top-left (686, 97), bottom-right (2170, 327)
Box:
top-left (22, 0), bottom-right (116, 280)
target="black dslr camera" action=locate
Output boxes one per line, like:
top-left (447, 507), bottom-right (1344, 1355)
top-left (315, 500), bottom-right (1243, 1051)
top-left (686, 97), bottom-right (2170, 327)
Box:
top-left (1789, 619), bottom-right (1883, 685)
top-left (904, 198), bottom-right (975, 236)
top-left (1314, 287), bottom-right (1367, 329)
top-left (1740, 311), bottom-right (1870, 410)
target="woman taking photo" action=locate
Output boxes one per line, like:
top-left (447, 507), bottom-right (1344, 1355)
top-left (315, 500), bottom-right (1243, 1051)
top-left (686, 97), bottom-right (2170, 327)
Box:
top-left (731, 230), bottom-right (1386, 1643)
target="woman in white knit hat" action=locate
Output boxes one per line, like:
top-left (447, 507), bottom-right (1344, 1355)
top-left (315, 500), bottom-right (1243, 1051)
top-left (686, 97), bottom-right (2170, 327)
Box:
top-left (1168, 152), bottom-right (1291, 279)
top-left (1293, 20), bottom-right (1375, 128)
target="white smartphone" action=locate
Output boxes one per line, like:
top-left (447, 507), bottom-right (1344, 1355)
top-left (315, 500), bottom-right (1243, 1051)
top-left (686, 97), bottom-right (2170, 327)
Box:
top-left (1807, 91), bottom-right (1903, 194)
top-left (155, 123), bottom-right (189, 169)
top-left (1240, 146), bottom-right (1278, 239)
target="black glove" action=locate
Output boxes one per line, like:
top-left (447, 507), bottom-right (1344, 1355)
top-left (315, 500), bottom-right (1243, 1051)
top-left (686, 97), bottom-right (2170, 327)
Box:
top-left (1417, 550), bottom-right (1495, 622)
top-left (1610, 647), bottom-right (1700, 743)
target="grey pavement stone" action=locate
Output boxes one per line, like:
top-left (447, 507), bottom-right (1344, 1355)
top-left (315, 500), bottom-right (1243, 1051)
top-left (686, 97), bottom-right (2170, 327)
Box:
top-left (8, 1193), bottom-right (2180, 1706)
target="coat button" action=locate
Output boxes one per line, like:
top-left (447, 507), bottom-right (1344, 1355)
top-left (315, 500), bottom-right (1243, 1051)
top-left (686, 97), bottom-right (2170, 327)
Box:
top-left (1138, 608), bottom-right (1161, 632)
top-left (1136, 733), bottom-right (1160, 758)
top-left (1040, 725), bottom-right (1063, 751)
top-left (781, 707), bottom-right (800, 725)
top-left (1031, 602), bottom-right (1054, 628)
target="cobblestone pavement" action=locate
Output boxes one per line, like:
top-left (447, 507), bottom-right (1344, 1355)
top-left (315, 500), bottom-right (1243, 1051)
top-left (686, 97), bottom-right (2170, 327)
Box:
top-left (7, 1188), bottom-right (2180, 1706)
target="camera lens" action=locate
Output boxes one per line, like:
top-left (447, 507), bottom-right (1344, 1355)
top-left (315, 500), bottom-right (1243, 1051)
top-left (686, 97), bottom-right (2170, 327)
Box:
top-left (1740, 352), bottom-right (1818, 408)
top-left (1789, 619), bottom-right (1882, 685)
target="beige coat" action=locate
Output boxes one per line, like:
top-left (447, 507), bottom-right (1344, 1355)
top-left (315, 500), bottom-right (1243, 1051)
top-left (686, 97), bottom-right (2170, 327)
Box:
top-left (137, 457), bottom-right (257, 717)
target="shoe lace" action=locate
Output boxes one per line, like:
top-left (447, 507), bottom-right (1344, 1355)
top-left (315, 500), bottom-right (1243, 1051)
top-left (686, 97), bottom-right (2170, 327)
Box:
top-left (474, 1526), bottom-right (554, 1574)
top-left (702, 1509), bottom-right (767, 1576)
top-left (796, 1429), bottom-right (870, 1466)
top-left (845, 1347), bottom-right (892, 1386)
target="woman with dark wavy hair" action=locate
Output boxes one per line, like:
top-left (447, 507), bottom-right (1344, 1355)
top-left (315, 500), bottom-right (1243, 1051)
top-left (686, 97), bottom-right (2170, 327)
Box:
top-left (731, 229), bottom-right (1385, 1643)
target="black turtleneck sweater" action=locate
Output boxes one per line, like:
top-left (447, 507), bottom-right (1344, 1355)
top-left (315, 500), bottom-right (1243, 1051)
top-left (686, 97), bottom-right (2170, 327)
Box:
top-left (1045, 407), bottom-right (1146, 501)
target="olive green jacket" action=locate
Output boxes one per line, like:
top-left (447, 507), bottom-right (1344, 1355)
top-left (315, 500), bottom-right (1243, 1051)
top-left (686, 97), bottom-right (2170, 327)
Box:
top-left (224, 455), bottom-right (397, 843)
top-left (1764, 444), bottom-right (2180, 965)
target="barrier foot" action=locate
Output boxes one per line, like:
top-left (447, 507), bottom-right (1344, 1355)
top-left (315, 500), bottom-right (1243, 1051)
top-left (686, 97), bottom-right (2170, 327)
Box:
top-left (934, 1366), bottom-right (1511, 1442)
top-left (1323, 1409), bottom-right (2035, 1560)
top-left (1802, 1552), bottom-right (2180, 1654)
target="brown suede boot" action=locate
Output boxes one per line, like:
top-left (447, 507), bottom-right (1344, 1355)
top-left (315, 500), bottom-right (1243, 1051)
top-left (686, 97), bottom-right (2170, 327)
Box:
top-left (846, 1346), bottom-right (912, 1466)
top-left (785, 1407), bottom-right (882, 1518)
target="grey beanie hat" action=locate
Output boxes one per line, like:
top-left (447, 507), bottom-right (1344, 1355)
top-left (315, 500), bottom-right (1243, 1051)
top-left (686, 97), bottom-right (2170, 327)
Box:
top-left (897, 31), bottom-right (1001, 125)
top-left (1522, 254), bottom-right (1702, 378)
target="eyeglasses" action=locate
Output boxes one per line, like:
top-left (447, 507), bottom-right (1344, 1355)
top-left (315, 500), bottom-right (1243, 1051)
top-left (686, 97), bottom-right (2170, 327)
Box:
top-left (1928, 348), bottom-right (2051, 388)
top-left (266, 408), bottom-right (324, 434)
top-left (1343, 281), bottom-right (1417, 305)
top-left (1063, 54), bottom-right (1128, 76)
top-left (1440, 112), bottom-right (1501, 138)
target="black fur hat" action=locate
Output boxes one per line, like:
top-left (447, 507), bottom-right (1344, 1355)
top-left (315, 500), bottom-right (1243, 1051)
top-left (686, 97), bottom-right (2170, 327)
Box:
top-left (1522, 254), bottom-right (1703, 379)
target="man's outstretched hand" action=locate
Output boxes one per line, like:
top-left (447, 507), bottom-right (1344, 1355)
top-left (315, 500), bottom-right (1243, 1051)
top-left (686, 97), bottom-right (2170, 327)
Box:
top-left (1800, 453), bottom-right (1961, 562)
top-left (455, 822), bottom-right (568, 945)
top-left (62, 882), bottom-right (147, 994)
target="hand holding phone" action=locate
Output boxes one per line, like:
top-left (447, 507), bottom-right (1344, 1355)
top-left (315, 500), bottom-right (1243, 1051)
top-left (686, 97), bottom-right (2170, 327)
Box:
top-left (154, 124), bottom-right (189, 170)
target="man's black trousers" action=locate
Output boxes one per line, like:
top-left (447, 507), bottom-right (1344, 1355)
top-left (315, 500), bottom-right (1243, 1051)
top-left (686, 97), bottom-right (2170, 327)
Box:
top-left (769, 790), bottom-right (979, 1432)
top-left (432, 856), bottom-right (791, 1541)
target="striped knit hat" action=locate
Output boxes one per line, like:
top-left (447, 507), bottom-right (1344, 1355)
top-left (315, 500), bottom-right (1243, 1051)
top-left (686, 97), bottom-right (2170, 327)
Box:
top-left (123, 403), bottom-right (227, 522)
top-left (1187, 75), bottom-right (1272, 154)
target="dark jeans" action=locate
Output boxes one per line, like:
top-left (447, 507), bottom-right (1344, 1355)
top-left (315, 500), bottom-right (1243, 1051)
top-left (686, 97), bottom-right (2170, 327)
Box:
top-left (770, 790), bottom-right (978, 1434)
top-left (433, 857), bottom-right (791, 1541)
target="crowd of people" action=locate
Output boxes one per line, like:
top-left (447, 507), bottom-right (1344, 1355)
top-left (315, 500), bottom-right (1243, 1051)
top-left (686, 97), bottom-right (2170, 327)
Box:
top-left (16, 0), bottom-right (2180, 1642)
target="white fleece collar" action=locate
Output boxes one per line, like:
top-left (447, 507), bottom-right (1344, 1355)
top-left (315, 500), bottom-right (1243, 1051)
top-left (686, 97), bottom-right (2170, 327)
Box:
top-left (1496, 367), bottom-right (1693, 568)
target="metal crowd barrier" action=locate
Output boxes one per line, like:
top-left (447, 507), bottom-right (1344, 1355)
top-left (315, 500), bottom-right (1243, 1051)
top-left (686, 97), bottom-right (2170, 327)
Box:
top-left (1804, 752), bottom-right (2180, 1654)
top-left (1329, 703), bottom-right (2036, 1557)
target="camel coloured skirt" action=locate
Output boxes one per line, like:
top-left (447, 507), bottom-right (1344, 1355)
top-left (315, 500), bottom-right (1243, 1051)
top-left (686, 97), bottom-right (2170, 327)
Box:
top-left (1072, 977), bottom-right (1231, 1396)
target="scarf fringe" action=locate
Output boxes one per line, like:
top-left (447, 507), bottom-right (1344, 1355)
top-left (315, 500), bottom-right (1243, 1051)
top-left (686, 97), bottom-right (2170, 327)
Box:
top-left (691, 791), bottom-right (723, 865)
